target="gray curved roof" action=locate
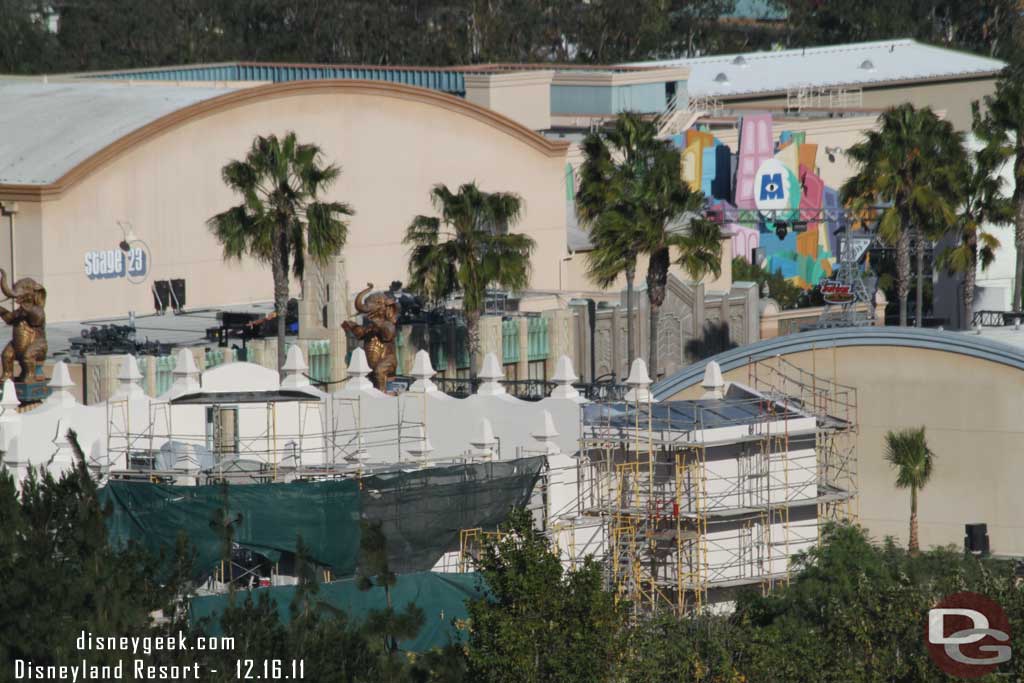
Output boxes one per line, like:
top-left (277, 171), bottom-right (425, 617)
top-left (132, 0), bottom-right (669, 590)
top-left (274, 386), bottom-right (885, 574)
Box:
top-left (653, 326), bottom-right (1024, 400)
top-left (0, 81), bottom-right (235, 185)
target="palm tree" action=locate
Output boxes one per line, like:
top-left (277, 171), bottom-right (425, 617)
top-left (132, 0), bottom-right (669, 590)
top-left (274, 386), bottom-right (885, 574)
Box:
top-left (843, 104), bottom-right (963, 327)
top-left (973, 63), bottom-right (1024, 312)
top-left (577, 113), bottom-right (722, 378)
top-left (576, 113), bottom-right (657, 365)
top-left (937, 123), bottom-right (1011, 326)
top-left (208, 133), bottom-right (353, 376)
top-left (639, 145), bottom-right (722, 379)
top-left (404, 182), bottom-right (534, 374)
top-left (884, 426), bottom-right (936, 555)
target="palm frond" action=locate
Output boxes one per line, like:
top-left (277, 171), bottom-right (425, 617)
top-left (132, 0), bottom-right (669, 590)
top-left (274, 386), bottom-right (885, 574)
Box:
top-left (884, 427), bottom-right (935, 490)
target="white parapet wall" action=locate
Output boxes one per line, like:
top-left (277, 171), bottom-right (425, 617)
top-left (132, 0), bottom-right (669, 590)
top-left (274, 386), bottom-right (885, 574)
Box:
top-left (1, 348), bottom-right (587, 490)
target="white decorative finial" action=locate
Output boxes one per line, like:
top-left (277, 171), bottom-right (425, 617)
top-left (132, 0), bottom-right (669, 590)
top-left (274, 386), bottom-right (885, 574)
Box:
top-left (168, 347), bottom-right (201, 395)
top-left (476, 353), bottom-right (506, 396)
top-left (0, 379), bottom-right (19, 410)
top-left (470, 417), bottom-right (498, 459)
top-left (550, 355), bottom-right (580, 399)
top-left (624, 358), bottom-right (655, 403)
top-left (172, 347), bottom-right (199, 377)
top-left (114, 354), bottom-right (145, 399)
top-left (701, 360), bottom-right (725, 400)
top-left (281, 345), bottom-right (309, 389)
top-left (408, 350), bottom-right (438, 393)
top-left (406, 425), bottom-right (434, 466)
top-left (531, 410), bottom-right (560, 454)
top-left (46, 361), bottom-right (77, 406)
top-left (345, 348), bottom-right (374, 391)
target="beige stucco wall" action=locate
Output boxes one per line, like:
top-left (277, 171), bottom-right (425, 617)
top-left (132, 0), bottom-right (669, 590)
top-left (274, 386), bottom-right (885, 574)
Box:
top-left (722, 77), bottom-right (997, 132)
top-left (711, 113), bottom-right (880, 190)
top-left (666, 345), bottom-right (1024, 556)
top-left (562, 237), bottom-right (733, 294)
top-left (11, 86), bottom-right (568, 322)
top-left (465, 71), bottom-right (554, 131)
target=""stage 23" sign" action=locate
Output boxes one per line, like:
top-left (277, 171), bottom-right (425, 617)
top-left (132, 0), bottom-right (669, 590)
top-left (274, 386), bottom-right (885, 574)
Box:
top-left (84, 248), bottom-right (147, 280)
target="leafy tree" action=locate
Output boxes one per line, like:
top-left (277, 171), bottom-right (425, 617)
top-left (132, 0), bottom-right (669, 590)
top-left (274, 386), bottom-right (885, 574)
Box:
top-left (465, 508), bottom-right (622, 682)
top-left (404, 182), bottom-right (535, 374)
top-left (777, 0), bottom-right (1022, 60)
top-left (937, 112), bottom-right (1012, 325)
top-left (731, 256), bottom-right (803, 309)
top-left (884, 427), bottom-right (936, 555)
top-left (974, 63), bottom-right (1024, 312)
top-left (842, 104), bottom-right (964, 327)
top-left (356, 520), bottom-right (425, 656)
top-left (0, 430), bottom-right (192, 670)
top-left (208, 132), bottom-right (353, 375)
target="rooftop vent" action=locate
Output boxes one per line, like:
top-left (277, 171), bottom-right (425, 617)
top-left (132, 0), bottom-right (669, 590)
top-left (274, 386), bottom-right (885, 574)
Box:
top-left (713, 72), bottom-right (730, 84)
top-left (731, 55), bottom-right (748, 67)
top-left (859, 59), bottom-right (876, 71)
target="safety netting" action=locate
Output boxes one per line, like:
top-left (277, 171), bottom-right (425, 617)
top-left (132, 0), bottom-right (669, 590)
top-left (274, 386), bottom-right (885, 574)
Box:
top-left (101, 478), bottom-right (362, 578)
top-left (189, 571), bottom-right (484, 652)
top-left (100, 455), bottom-right (545, 579)
top-left (361, 456), bottom-right (546, 573)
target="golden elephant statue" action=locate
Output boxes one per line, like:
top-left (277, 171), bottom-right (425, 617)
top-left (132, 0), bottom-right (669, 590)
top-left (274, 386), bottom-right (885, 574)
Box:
top-left (0, 269), bottom-right (47, 383)
top-left (342, 283), bottom-right (398, 391)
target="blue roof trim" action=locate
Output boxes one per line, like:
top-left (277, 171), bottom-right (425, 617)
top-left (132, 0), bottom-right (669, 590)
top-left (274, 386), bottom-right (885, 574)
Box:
top-left (86, 64), bottom-right (467, 95)
top-left (653, 327), bottom-right (1024, 400)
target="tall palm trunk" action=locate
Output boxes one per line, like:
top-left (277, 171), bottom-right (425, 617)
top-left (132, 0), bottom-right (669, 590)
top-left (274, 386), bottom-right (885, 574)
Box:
top-left (914, 227), bottom-right (926, 328)
top-left (909, 486), bottom-right (920, 555)
top-left (1015, 205), bottom-right (1024, 312)
top-left (1013, 152), bottom-right (1024, 313)
top-left (896, 228), bottom-right (911, 327)
top-left (625, 263), bottom-right (635, 366)
top-left (273, 224), bottom-right (290, 378)
top-left (466, 308), bottom-right (481, 380)
top-left (646, 247), bottom-right (670, 380)
top-left (964, 240), bottom-right (977, 328)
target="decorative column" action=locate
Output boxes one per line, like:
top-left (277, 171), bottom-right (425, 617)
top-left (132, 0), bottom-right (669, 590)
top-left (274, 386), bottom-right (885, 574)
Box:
top-left (478, 316), bottom-right (503, 363)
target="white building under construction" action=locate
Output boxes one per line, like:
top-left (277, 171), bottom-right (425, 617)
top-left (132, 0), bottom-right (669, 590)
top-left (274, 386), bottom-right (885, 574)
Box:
top-left (1, 345), bottom-right (856, 613)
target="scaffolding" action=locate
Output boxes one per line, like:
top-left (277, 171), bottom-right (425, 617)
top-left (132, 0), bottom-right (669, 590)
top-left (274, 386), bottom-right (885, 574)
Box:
top-left (576, 357), bottom-right (857, 618)
top-left (104, 390), bottom-right (429, 485)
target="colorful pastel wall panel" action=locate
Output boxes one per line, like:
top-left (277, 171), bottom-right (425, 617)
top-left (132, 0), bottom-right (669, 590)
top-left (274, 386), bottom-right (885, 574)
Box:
top-left (735, 113), bottom-right (774, 209)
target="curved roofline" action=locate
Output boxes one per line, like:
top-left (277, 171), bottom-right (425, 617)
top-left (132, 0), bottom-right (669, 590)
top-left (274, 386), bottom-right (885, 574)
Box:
top-left (0, 79), bottom-right (570, 201)
top-left (653, 327), bottom-right (1024, 400)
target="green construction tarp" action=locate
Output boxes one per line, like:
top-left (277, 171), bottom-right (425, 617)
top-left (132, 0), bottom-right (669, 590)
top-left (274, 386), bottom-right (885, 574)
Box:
top-left (100, 455), bottom-right (546, 580)
top-left (101, 479), bottom-right (362, 579)
top-left (361, 456), bottom-right (546, 573)
top-left (189, 572), bottom-right (484, 652)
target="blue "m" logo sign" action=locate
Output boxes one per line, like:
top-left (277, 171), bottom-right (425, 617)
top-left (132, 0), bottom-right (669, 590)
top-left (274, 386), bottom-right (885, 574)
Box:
top-left (759, 173), bottom-right (784, 201)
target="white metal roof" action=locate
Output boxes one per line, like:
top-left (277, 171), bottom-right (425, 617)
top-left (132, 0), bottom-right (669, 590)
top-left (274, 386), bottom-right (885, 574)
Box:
top-left (626, 39), bottom-right (1005, 99)
top-left (0, 81), bottom-right (234, 185)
